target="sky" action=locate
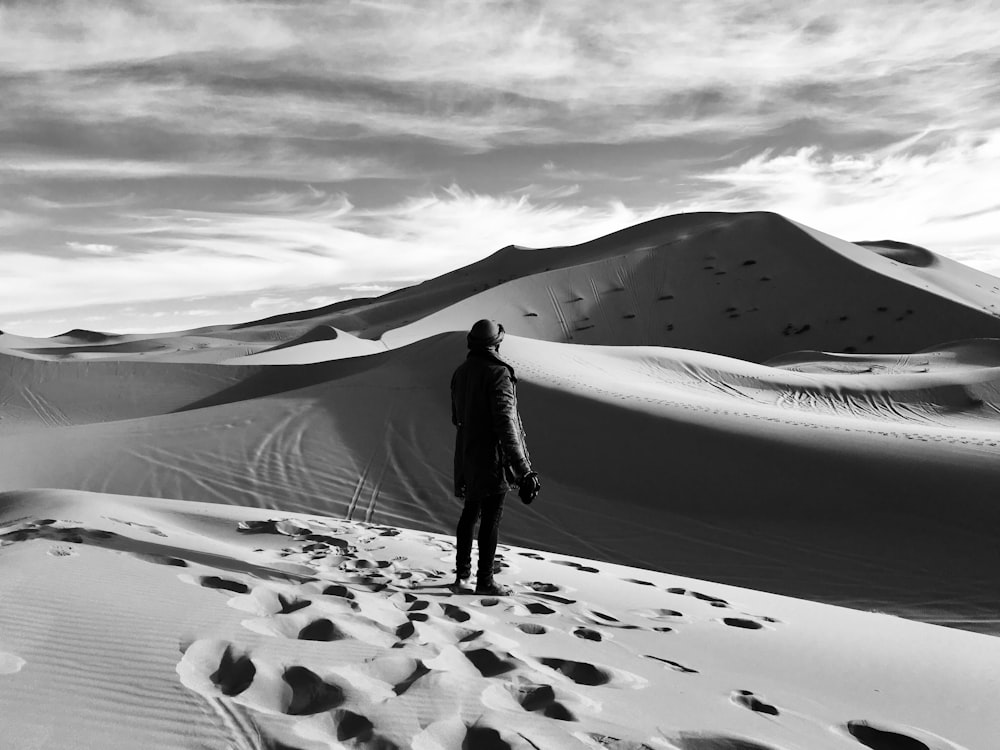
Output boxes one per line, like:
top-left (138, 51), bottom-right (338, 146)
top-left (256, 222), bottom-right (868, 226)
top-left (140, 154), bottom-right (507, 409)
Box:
top-left (1, 0), bottom-right (999, 336)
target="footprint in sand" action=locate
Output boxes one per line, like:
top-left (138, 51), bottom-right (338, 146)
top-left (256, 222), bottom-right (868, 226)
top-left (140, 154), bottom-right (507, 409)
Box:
top-left (441, 603), bottom-right (471, 623)
top-left (297, 618), bottom-right (350, 641)
top-left (328, 709), bottom-right (381, 743)
top-left (844, 720), bottom-right (963, 750)
top-left (515, 623), bottom-right (548, 635)
top-left (672, 734), bottom-right (779, 750)
top-left (644, 655), bottom-right (697, 673)
top-left (246, 608), bottom-right (398, 648)
top-left (47, 545), bottom-right (77, 557)
top-left (179, 638), bottom-right (392, 730)
top-left (538, 657), bottom-right (646, 689)
top-left (721, 617), bottom-right (768, 631)
top-left (283, 665), bottom-right (346, 714)
top-left (530, 591), bottom-right (577, 605)
top-left (209, 644), bottom-right (256, 697)
top-left (462, 726), bottom-right (513, 749)
top-left (632, 607), bottom-right (684, 622)
top-left (237, 518), bottom-right (313, 537)
top-left (524, 581), bottom-right (562, 593)
top-left (2, 523), bottom-right (112, 546)
top-left (553, 560), bottom-right (600, 573)
top-left (0, 651), bottom-right (26, 675)
top-left (198, 575), bottom-right (251, 594)
top-left (573, 627), bottom-right (605, 642)
top-left (322, 584), bottom-right (355, 600)
top-left (510, 682), bottom-right (577, 721)
top-left (582, 609), bottom-right (643, 630)
top-left (106, 517), bottom-right (168, 537)
top-left (127, 552), bottom-right (188, 567)
top-left (465, 647), bottom-right (521, 678)
top-left (667, 587), bottom-right (730, 608)
top-left (731, 690), bottom-right (778, 715)
top-left (539, 658), bottom-right (611, 686)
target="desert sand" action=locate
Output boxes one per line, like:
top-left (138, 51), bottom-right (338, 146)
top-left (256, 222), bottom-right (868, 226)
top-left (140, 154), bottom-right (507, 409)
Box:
top-left (2, 211), bottom-right (999, 748)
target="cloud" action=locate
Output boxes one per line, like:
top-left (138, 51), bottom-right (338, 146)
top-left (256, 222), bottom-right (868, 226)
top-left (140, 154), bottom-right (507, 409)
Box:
top-left (2, 0), bottom-right (998, 155)
top-left (306, 295), bottom-right (345, 307)
top-left (0, 209), bottom-right (43, 234)
top-left (67, 242), bottom-right (117, 255)
top-left (337, 284), bottom-right (395, 294)
top-left (3, 0), bottom-right (1000, 333)
top-left (0, 186), bottom-right (673, 329)
top-left (691, 130), bottom-right (1000, 274)
top-left (0, 1), bottom-right (296, 73)
top-left (250, 295), bottom-right (297, 310)
top-left (1, 152), bottom-right (399, 183)
top-left (511, 183), bottom-right (582, 199)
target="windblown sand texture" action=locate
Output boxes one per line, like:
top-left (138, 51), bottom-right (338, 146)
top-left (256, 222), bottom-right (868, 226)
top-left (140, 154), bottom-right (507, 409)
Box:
top-left (2, 491), bottom-right (997, 749)
top-left (2, 211), bottom-right (1000, 747)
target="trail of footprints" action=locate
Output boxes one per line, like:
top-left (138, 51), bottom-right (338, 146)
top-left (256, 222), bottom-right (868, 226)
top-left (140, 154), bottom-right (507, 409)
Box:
top-left (0, 516), bottom-right (964, 750)
top-left (177, 522), bottom-right (657, 746)
top-left (176, 520), bottom-right (806, 750)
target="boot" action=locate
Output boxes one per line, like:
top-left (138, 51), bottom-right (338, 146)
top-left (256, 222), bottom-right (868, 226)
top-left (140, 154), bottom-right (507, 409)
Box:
top-left (475, 578), bottom-right (513, 596)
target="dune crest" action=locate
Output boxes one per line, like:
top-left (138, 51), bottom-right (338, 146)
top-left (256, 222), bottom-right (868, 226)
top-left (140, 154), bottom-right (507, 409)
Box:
top-left (855, 239), bottom-right (938, 268)
top-left (3, 210), bottom-right (1000, 745)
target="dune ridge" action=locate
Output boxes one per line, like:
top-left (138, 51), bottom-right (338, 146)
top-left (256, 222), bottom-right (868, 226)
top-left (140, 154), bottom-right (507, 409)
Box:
top-left (3, 210), bottom-right (1000, 747)
top-left (3, 329), bottom-right (1000, 628)
top-left (10, 212), bottom-right (998, 365)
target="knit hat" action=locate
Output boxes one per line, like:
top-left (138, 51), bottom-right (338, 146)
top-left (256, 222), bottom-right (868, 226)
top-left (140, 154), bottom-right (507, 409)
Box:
top-left (467, 319), bottom-right (504, 349)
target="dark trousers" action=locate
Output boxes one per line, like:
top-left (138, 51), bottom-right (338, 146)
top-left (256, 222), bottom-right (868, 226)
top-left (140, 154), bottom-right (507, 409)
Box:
top-left (455, 491), bottom-right (506, 581)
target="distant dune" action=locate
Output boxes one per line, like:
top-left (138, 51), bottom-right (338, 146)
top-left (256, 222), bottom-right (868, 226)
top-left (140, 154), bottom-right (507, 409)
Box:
top-left (854, 239), bottom-right (938, 268)
top-left (3, 210), bottom-right (1000, 747)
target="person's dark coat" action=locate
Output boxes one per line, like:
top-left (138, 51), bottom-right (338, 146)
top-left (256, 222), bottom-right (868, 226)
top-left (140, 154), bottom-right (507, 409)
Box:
top-left (451, 348), bottom-right (531, 498)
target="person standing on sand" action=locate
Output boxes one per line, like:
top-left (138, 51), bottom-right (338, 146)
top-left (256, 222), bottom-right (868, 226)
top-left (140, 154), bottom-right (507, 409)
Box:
top-left (451, 319), bottom-right (541, 596)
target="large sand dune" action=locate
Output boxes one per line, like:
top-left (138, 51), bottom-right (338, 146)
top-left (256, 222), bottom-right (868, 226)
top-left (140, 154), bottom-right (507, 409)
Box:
top-left (2, 211), bottom-right (1000, 747)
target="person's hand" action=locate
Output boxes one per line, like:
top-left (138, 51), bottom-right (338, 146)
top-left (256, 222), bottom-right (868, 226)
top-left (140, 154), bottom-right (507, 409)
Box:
top-left (518, 472), bottom-right (541, 504)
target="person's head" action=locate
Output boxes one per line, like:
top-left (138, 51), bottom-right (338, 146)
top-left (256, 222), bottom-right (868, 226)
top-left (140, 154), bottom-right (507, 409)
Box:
top-left (467, 319), bottom-right (504, 351)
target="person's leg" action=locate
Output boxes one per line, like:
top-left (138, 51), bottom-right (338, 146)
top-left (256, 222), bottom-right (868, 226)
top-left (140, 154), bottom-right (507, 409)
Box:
top-left (455, 495), bottom-right (481, 581)
top-left (475, 492), bottom-right (506, 584)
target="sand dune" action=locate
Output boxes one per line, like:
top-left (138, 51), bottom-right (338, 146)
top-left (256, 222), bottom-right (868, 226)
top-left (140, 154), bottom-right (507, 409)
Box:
top-left (229, 212), bottom-right (1000, 362)
top-left (3, 330), bottom-right (1000, 629)
top-left (3, 210), bottom-right (1000, 747)
top-left (229, 326), bottom-right (387, 365)
top-left (2, 490), bottom-right (997, 749)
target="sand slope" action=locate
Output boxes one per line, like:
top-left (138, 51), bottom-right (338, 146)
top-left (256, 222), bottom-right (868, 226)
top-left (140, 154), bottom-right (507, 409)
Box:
top-left (3, 331), bottom-right (1000, 630)
top-left (2, 213), bottom-right (1000, 623)
top-left (2, 489), bottom-right (997, 750)
top-left (4, 210), bottom-right (1000, 747)
top-left (7, 213), bottom-right (1000, 367)
top-left (224, 212), bottom-right (1000, 363)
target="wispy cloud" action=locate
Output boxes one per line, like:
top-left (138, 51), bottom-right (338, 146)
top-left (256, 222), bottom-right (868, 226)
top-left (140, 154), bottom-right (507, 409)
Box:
top-left (1, 153), bottom-right (399, 183)
top-left (3, 1), bottom-right (999, 154)
top-left (0, 186), bottom-right (672, 331)
top-left (67, 242), bottom-right (117, 256)
top-left (692, 130), bottom-right (1000, 273)
top-left (2, 0), bottom-right (1000, 334)
top-left (511, 183), bottom-right (582, 200)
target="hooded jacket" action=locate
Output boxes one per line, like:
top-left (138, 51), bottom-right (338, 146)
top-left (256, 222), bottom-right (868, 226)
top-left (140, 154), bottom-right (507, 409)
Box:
top-left (451, 348), bottom-right (532, 498)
